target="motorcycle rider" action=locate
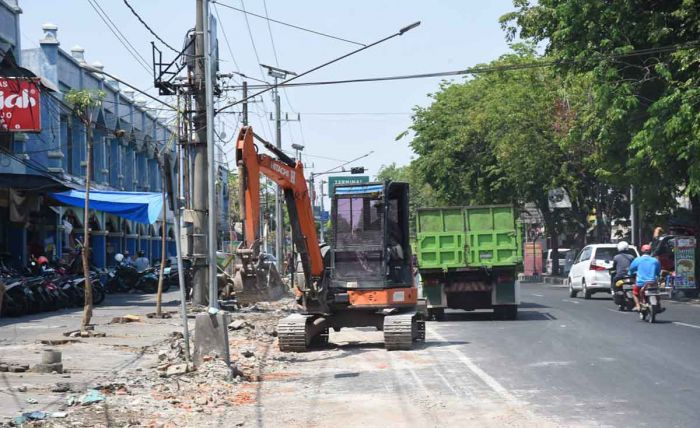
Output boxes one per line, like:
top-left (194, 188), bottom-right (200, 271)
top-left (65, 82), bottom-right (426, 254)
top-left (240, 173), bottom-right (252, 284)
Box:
top-left (611, 241), bottom-right (634, 293)
top-left (134, 250), bottom-right (150, 273)
top-left (628, 244), bottom-right (661, 312)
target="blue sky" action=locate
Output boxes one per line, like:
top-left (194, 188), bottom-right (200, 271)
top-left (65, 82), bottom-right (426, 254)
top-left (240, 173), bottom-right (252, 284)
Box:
top-left (19, 0), bottom-right (516, 182)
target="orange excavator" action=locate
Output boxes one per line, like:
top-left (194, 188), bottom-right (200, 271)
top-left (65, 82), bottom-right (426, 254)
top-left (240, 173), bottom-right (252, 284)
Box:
top-left (235, 126), bottom-right (425, 351)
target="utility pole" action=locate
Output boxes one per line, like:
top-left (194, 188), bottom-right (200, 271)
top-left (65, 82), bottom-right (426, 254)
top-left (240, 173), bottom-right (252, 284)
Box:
top-left (192, 0), bottom-right (209, 305)
top-left (242, 81), bottom-right (248, 126)
top-left (630, 185), bottom-right (638, 246)
top-left (203, 0), bottom-right (218, 309)
top-left (320, 180), bottom-right (326, 242)
top-left (261, 64), bottom-right (297, 272)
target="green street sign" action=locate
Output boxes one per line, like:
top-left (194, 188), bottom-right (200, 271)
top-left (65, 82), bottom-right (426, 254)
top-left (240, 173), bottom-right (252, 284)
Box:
top-left (328, 176), bottom-right (369, 195)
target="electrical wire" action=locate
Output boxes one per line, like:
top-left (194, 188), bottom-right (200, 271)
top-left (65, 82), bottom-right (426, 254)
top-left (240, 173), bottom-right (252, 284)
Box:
top-left (231, 41), bottom-right (700, 90)
top-left (122, 0), bottom-right (181, 55)
top-left (212, 0), bottom-right (365, 47)
top-left (86, 0), bottom-right (152, 74)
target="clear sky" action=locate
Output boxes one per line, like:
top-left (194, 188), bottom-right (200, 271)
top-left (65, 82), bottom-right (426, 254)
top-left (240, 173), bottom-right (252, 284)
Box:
top-left (18, 0), bottom-right (516, 183)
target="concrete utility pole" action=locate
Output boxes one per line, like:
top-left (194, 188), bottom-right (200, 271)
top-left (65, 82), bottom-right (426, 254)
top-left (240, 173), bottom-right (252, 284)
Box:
top-left (203, 0), bottom-right (218, 309)
top-left (261, 64), bottom-right (297, 271)
top-left (192, 0), bottom-right (209, 305)
top-left (242, 81), bottom-right (248, 126)
top-left (630, 185), bottom-right (638, 246)
top-left (320, 180), bottom-right (326, 242)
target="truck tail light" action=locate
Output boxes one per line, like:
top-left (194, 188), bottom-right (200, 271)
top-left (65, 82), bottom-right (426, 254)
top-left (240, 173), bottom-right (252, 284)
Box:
top-left (497, 273), bottom-right (514, 283)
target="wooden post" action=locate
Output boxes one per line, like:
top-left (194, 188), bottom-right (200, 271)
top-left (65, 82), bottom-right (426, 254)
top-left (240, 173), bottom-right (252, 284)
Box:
top-left (80, 123), bottom-right (94, 331)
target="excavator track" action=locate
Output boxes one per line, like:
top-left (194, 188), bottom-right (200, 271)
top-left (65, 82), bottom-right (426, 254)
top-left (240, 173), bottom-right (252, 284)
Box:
top-left (277, 314), bottom-right (312, 352)
top-left (383, 312), bottom-right (425, 351)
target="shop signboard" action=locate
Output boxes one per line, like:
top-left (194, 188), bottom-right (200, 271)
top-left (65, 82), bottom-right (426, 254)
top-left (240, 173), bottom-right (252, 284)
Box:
top-left (0, 77), bottom-right (41, 132)
top-left (674, 237), bottom-right (696, 289)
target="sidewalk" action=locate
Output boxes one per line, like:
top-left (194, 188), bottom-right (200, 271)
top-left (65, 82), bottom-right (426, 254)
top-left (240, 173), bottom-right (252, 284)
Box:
top-left (0, 290), bottom-right (188, 422)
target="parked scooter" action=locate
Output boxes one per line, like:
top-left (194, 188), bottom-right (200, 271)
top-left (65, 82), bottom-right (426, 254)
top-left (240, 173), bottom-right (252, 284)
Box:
top-left (107, 254), bottom-right (168, 294)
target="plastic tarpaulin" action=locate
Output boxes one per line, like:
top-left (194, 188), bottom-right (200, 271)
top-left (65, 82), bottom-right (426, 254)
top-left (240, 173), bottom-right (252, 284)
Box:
top-left (51, 190), bottom-right (163, 224)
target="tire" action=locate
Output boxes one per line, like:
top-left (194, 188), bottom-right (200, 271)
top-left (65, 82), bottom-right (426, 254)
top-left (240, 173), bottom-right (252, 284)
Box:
top-left (568, 279), bottom-right (578, 298)
top-left (648, 306), bottom-right (656, 323)
top-left (141, 278), bottom-right (158, 293)
top-left (428, 308), bottom-right (445, 321)
top-left (92, 283), bottom-right (106, 306)
top-left (639, 308), bottom-right (647, 321)
top-left (582, 280), bottom-right (591, 300)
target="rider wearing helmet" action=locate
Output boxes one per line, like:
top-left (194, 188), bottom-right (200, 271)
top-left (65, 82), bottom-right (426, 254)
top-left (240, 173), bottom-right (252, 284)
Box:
top-left (134, 250), bottom-right (151, 273)
top-left (628, 244), bottom-right (661, 312)
top-left (611, 241), bottom-right (634, 293)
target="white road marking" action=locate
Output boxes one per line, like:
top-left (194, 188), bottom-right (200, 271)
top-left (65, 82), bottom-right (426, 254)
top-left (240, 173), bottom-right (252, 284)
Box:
top-left (429, 327), bottom-right (517, 403)
top-left (430, 365), bottom-right (460, 396)
top-left (531, 293), bottom-right (544, 297)
top-left (562, 299), bottom-right (580, 304)
top-left (542, 313), bottom-right (555, 320)
top-left (673, 322), bottom-right (700, 330)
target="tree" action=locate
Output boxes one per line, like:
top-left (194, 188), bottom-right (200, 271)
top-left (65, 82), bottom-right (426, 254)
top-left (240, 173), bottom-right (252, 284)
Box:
top-left (65, 89), bottom-right (105, 331)
top-left (501, 0), bottom-right (700, 230)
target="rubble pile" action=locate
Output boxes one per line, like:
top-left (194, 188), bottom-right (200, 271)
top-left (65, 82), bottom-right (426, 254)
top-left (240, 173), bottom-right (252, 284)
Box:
top-left (24, 299), bottom-right (300, 427)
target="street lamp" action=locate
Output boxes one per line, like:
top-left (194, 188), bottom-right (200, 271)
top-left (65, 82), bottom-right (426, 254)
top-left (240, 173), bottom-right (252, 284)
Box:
top-left (291, 143), bottom-right (305, 161)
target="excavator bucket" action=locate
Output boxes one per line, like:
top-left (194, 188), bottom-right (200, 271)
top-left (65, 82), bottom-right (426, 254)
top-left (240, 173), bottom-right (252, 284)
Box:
top-left (232, 259), bottom-right (288, 306)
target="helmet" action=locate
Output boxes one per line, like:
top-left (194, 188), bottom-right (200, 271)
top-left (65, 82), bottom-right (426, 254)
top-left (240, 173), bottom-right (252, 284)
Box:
top-left (641, 244), bottom-right (652, 253)
top-left (137, 250), bottom-right (145, 257)
top-left (36, 256), bottom-right (49, 265)
top-left (115, 253), bottom-right (124, 263)
top-left (616, 241), bottom-right (629, 252)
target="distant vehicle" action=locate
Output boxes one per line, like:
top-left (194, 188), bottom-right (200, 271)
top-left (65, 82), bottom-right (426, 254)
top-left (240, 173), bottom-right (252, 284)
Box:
top-left (568, 244), bottom-right (639, 299)
top-left (545, 248), bottom-right (571, 276)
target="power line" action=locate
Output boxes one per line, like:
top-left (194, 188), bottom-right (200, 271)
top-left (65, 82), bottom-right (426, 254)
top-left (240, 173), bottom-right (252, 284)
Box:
top-left (122, 0), bottom-right (180, 55)
top-left (212, 0), bottom-right (365, 47)
top-left (231, 42), bottom-right (700, 90)
top-left (212, 3), bottom-right (242, 75)
top-left (86, 0), bottom-right (152, 74)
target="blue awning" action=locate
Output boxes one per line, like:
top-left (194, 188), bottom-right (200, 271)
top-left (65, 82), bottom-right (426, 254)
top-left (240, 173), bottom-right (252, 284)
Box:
top-left (51, 190), bottom-right (163, 224)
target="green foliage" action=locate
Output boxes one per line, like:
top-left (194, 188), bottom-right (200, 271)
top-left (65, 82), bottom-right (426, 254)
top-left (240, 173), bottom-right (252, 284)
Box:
top-left (501, 0), bottom-right (700, 212)
top-left (64, 89), bottom-right (105, 122)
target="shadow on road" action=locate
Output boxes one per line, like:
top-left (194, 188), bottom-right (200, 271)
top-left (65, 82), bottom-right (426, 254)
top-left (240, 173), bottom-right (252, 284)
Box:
top-left (0, 292), bottom-right (181, 327)
top-left (438, 310), bottom-right (556, 322)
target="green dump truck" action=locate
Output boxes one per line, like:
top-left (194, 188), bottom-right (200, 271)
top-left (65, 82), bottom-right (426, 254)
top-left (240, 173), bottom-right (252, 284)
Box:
top-left (415, 205), bottom-right (522, 320)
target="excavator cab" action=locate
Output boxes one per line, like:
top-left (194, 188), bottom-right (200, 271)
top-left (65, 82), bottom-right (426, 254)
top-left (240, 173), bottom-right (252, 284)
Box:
top-left (330, 182), bottom-right (413, 293)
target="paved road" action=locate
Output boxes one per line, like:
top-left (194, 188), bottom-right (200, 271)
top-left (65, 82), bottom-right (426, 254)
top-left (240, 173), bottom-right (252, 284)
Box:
top-left (431, 282), bottom-right (700, 427)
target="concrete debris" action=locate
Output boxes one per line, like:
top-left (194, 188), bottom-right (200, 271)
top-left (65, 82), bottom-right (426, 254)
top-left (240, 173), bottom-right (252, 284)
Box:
top-left (0, 363), bottom-right (8, 372)
top-left (8, 364), bottom-right (29, 373)
top-left (51, 382), bottom-right (72, 393)
top-left (78, 389), bottom-right (106, 405)
top-left (31, 362), bottom-right (63, 374)
top-left (228, 319), bottom-right (249, 330)
top-left (26, 397), bottom-right (39, 404)
top-left (165, 363), bottom-right (189, 377)
top-left (26, 298), bottom-right (298, 426)
top-left (51, 411), bottom-right (68, 418)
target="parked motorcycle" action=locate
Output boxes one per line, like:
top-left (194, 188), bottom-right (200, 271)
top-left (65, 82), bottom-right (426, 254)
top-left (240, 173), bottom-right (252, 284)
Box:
top-left (106, 262), bottom-right (168, 294)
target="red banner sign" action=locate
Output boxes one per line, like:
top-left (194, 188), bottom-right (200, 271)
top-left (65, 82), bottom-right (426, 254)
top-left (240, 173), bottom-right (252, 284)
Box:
top-left (0, 77), bottom-right (41, 132)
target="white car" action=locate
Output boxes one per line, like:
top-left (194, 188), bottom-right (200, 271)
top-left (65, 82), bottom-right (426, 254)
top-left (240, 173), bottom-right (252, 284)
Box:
top-left (568, 244), bottom-right (639, 299)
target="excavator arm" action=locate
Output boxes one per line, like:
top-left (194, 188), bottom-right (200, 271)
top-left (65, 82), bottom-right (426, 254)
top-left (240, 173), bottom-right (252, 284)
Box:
top-left (235, 126), bottom-right (324, 294)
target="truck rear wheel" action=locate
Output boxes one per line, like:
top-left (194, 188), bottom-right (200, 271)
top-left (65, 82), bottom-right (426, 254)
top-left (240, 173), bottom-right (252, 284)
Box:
top-left (428, 308), bottom-right (445, 321)
top-left (494, 305), bottom-right (518, 320)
